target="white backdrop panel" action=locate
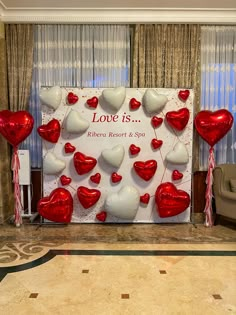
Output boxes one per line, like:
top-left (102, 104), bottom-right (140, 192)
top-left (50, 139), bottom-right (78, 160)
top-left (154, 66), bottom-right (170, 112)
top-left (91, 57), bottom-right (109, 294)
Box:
top-left (41, 87), bottom-right (194, 223)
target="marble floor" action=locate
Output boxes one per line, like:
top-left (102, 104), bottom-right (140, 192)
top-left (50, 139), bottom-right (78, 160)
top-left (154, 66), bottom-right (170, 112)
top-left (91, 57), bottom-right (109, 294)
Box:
top-left (0, 218), bottom-right (236, 314)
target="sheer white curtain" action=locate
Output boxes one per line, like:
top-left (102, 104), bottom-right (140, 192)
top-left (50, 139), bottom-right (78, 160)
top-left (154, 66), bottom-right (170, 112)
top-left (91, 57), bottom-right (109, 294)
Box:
top-left (23, 24), bottom-right (130, 168)
top-left (200, 26), bottom-right (236, 169)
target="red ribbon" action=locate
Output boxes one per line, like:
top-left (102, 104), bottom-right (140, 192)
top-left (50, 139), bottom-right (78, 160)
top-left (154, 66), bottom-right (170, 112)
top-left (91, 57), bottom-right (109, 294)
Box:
top-left (11, 147), bottom-right (22, 226)
top-left (204, 147), bottom-right (215, 227)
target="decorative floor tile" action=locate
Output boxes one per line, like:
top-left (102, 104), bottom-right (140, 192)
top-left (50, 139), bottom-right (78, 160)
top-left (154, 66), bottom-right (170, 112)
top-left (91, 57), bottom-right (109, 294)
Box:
top-left (0, 243), bottom-right (235, 315)
top-left (0, 222), bottom-right (235, 314)
top-left (29, 293), bottom-right (38, 298)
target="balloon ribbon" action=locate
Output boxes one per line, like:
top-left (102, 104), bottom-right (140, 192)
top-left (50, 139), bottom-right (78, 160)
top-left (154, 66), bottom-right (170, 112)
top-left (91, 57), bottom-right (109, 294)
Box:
top-left (11, 147), bottom-right (22, 226)
top-left (204, 147), bottom-right (215, 227)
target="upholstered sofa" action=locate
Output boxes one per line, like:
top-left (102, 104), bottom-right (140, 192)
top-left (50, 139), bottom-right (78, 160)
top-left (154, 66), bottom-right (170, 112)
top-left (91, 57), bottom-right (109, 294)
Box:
top-left (213, 164), bottom-right (236, 220)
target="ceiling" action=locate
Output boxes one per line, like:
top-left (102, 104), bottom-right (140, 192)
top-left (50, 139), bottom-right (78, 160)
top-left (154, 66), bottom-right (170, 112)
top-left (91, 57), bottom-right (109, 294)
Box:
top-left (1, 0), bottom-right (236, 9)
top-left (0, 0), bottom-right (236, 23)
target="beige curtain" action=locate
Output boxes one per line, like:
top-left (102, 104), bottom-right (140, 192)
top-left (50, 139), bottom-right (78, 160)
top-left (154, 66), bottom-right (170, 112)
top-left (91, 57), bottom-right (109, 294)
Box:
top-left (0, 24), bottom-right (34, 223)
top-left (132, 24), bottom-right (201, 170)
top-left (5, 24), bottom-right (34, 111)
top-left (0, 23), bottom-right (14, 223)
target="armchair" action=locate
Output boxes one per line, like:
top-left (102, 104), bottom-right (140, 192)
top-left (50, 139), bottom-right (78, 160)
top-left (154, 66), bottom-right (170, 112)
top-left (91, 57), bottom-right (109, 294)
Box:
top-left (213, 164), bottom-right (236, 220)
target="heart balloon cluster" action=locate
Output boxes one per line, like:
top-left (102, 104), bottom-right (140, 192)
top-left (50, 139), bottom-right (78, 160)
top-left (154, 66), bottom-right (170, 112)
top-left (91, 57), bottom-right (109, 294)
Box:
top-left (38, 87), bottom-right (197, 223)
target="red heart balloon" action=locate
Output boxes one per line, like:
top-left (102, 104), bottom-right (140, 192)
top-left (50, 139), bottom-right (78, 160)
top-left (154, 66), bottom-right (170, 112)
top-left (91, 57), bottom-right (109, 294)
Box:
top-left (151, 116), bottom-right (163, 128)
top-left (87, 96), bottom-right (98, 109)
top-left (37, 188), bottom-right (73, 223)
top-left (194, 109), bottom-right (234, 147)
top-left (64, 142), bottom-right (76, 154)
top-left (0, 110), bottom-right (34, 147)
top-left (60, 175), bottom-right (72, 186)
top-left (140, 193), bottom-right (150, 204)
top-left (37, 119), bottom-right (61, 143)
top-left (155, 182), bottom-right (190, 218)
top-left (130, 98), bottom-right (141, 110)
top-left (151, 139), bottom-right (163, 150)
top-left (134, 160), bottom-right (157, 181)
top-left (90, 173), bottom-right (101, 184)
top-left (178, 90), bottom-right (190, 101)
top-left (77, 186), bottom-right (101, 209)
top-left (129, 144), bottom-right (141, 155)
top-left (172, 170), bottom-right (183, 181)
top-left (73, 152), bottom-right (97, 175)
top-left (96, 211), bottom-right (107, 222)
top-left (67, 92), bottom-right (78, 105)
top-left (166, 108), bottom-right (190, 131)
top-left (111, 172), bottom-right (122, 183)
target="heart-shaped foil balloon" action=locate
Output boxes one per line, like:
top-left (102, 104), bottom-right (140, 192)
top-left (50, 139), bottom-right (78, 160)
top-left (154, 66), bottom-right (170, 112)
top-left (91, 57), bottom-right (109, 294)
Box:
top-left (129, 144), bottom-right (141, 155)
top-left (67, 92), bottom-right (78, 105)
top-left (143, 89), bottom-right (168, 114)
top-left (90, 173), bottom-right (101, 184)
top-left (151, 116), bottom-right (163, 128)
top-left (0, 110), bottom-right (34, 147)
top-left (140, 193), bottom-right (150, 204)
top-left (166, 142), bottom-right (189, 165)
top-left (37, 188), bottom-right (73, 223)
top-left (172, 170), bottom-right (183, 181)
top-left (151, 139), bottom-right (163, 150)
top-left (39, 86), bottom-right (62, 110)
top-left (65, 109), bottom-right (89, 134)
top-left (96, 211), bottom-right (107, 222)
top-left (155, 182), bottom-right (190, 218)
top-left (67, 92), bottom-right (79, 105)
top-left (37, 119), bottom-right (61, 143)
top-left (87, 96), bottom-right (98, 109)
top-left (129, 98), bottom-right (141, 110)
top-left (178, 90), bottom-right (190, 102)
top-left (101, 144), bottom-right (125, 168)
top-left (194, 109), bottom-right (234, 147)
top-left (60, 175), bottom-right (72, 186)
top-left (105, 185), bottom-right (139, 220)
top-left (102, 87), bottom-right (126, 111)
top-left (74, 152), bottom-right (97, 175)
top-left (43, 152), bottom-right (66, 175)
top-left (166, 108), bottom-right (190, 131)
top-left (64, 142), bottom-right (76, 154)
top-left (111, 172), bottom-right (122, 183)
top-left (133, 160), bottom-right (157, 181)
top-left (77, 186), bottom-right (101, 209)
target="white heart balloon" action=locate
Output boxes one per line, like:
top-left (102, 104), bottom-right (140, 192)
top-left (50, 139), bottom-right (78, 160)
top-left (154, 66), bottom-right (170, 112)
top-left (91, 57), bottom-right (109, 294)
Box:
top-left (105, 186), bottom-right (140, 220)
top-left (143, 89), bottom-right (168, 114)
top-left (43, 152), bottom-right (66, 175)
top-left (102, 87), bottom-right (126, 111)
top-left (65, 109), bottom-right (90, 133)
top-left (166, 142), bottom-right (189, 164)
top-left (39, 86), bottom-right (62, 110)
top-left (101, 144), bottom-right (125, 168)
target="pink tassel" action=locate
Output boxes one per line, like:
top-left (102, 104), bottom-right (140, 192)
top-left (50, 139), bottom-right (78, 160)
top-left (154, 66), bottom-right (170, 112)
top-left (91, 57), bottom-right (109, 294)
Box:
top-left (204, 147), bottom-right (215, 227)
top-left (11, 147), bottom-right (22, 227)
